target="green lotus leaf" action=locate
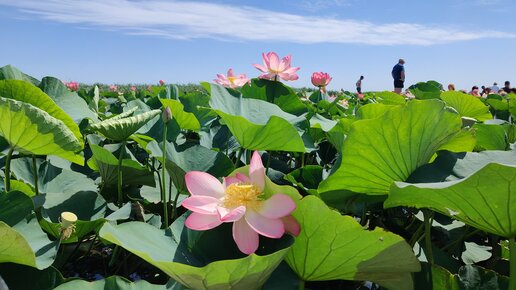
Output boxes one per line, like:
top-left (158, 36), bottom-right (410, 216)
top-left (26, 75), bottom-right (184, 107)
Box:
top-left (208, 83), bottom-right (307, 152)
top-left (0, 264), bottom-right (64, 290)
top-left (0, 191), bottom-right (58, 269)
top-left (0, 64), bottom-right (40, 86)
top-left (0, 97), bottom-right (83, 164)
top-left (99, 214), bottom-right (293, 290)
top-left (88, 144), bottom-right (155, 187)
top-left (440, 91), bottom-right (492, 121)
top-left (240, 78), bottom-right (307, 115)
top-left (39, 77), bottom-right (99, 122)
top-left (160, 99), bottom-right (201, 131)
top-left (409, 81), bottom-right (442, 100)
top-left (108, 106), bottom-right (138, 120)
top-left (356, 103), bottom-right (400, 119)
top-left (55, 275), bottom-right (173, 290)
top-left (285, 196), bottom-right (420, 290)
top-left (319, 99), bottom-right (465, 196)
top-left (147, 141), bottom-right (234, 193)
top-left (89, 109), bottom-right (161, 141)
top-left (375, 91), bottom-right (406, 105)
top-left (0, 79), bottom-right (83, 144)
top-left (473, 124), bottom-right (509, 150)
top-left (309, 114), bottom-right (337, 132)
top-left (385, 163), bottom-right (516, 238)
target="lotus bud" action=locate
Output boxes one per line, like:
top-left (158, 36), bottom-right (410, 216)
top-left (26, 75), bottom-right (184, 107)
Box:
top-left (59, 211), bottom-right (78, 240)
top-left (159, 80), bottom-right (165, 86)
top-left (162, 107), bottom-right (173, 124)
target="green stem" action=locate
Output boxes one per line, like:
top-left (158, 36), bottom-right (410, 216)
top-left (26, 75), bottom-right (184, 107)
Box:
top-left (298, 279), bottom-right (305, 290)
top-left (4, 147), bottom-right (14, 192)
top-left (265, 151), bottom-right (272, 175)
top-left (235, 148), bottom-right (244, 167)
top-left (32, 155), bottom-right (39, 195)
top-left (409, 222), bottom-right (425, 247)
top-left (301, 153), bottom-right (305, 168)
top-left (509, 236), bottom-right (516, 290)
top-left (423, 209), bottom-right (434, 264)
top-left (117, 140), bottom-right (126, 207)
top-left (161, 124), bottom-right (169, 229)
top-left (171, 189), bottom-right (181, 221)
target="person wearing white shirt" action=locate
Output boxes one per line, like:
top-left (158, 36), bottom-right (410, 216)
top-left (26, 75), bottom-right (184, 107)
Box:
top-left (491, 82), bottom-right (499, 93)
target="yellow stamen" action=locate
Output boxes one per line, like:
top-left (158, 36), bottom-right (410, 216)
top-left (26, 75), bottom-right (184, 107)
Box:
top-left (224, 183), bottom-right (263, 210)
top-left (228, 76), bottom-right (237, 84)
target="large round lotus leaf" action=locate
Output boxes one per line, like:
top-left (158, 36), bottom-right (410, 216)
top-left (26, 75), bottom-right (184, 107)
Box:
top-left (285, 196), bottom-right (420, 290)
top-left (0, 65), bottom-right (40, 86)
top-left (240, 78), bottom-right (307, 115)
top-left (0, 97), bottom-right (83, 164)
top-left (0, 191), bottom-right (58, 269)
top-left (318, 99), bottom-right (470, 196)
top-left (385, 163), bottom-right (516, 238)
top-left (39, 76), bottom-right (99, 123)
top-left (375, 91), bottom-right (406, 105)
top-left (0, 79), bottom-right (83, 143)
top-left (99, 214), bottom-right (293, 290)
top-left (440, 91), bottom-right (492, 121)
top-left (409, 81), bottom-right (442, 100)
top-left (208, 83), bottom-right (306, 152)
top-left (356, 103), bottom-right (400, 119)
top-left (89, 109), bottom-right (161, 141)
top-left (159, 99), bottom-right (200, 131)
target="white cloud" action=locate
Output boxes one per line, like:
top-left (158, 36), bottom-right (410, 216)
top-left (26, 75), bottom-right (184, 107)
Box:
top-left (0, 0), bottom-right (513, 45)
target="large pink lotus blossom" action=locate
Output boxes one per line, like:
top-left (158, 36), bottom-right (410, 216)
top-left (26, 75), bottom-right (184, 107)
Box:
top-left (253, 52), bottom-right (300, 81)
top-left (182, 151), bottom-right (300, 255)
top-left (311, 72), bottom-right (332, 93)
top-left (65, 81), bottom-right (79, 92)
top-left (159, 80), bottom-right (165, 86)
top-left (109, 85), bottom-right (118, 92)
top-left (214, 69), bottom-right (250, 89)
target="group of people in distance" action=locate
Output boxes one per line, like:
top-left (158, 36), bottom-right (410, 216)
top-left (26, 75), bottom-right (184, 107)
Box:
top-left (448, 81), bottom-right (515, 98)
top-left (354, 59), bottom-right (513, 98)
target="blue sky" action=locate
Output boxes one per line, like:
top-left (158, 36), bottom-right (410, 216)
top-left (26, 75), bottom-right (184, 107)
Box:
top-left (0, 0), bottom-right (515, 91)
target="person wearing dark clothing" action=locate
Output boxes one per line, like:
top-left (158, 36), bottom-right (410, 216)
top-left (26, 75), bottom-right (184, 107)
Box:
top-left (356, 75), bottom-right (364, 94)
top-left (502, 81), bottom-right (511, 93)
top-left (392, 59), bottom-right (405, 94)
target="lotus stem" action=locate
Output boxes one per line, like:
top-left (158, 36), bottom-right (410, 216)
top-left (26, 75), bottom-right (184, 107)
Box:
top-left (235, 148), bottom-right (244, 167)
top-left (32, 155), bottom-right (39, 195)
top-left (423, 209), bottom-right (434, 264)
top-left (4, 147), bottom-right (14, 192)
top-left (116, 140), bottom-right (126, 207)
top-left (265, 151), bottom-right (271, 175)
top-left (171, 189), bottom-right (181, 221)
top-left (510, 236), bottom-right (516, 290)
top-left (298, 279), bottom-right (305, 290)
top-left (161, 123), bottom-right (169, 229)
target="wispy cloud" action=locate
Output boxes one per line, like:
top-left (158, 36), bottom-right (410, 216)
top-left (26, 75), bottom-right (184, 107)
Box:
top-left (0, 0), bottom-right (513, 45)
top-left (298, 0), bottom-right (351, 11)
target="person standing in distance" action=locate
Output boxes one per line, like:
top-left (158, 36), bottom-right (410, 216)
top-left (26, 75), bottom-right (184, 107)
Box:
top-left (392, 59), bottom-right (405, 94)
top-left (356, 75), bottom-right (364, 94)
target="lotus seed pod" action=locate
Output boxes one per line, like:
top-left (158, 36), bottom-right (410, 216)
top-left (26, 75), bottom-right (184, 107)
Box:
top-left (162, 107), bottom-right (173, 124)
top-left (60, 211), bottom-right (78, 240)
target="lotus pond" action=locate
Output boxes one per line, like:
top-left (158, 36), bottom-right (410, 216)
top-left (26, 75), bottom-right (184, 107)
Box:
top-left (0, 63), bottom-right (515, 290)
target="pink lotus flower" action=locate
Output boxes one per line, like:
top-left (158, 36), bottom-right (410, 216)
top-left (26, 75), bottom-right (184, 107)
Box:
top-left (65, 81), bottom-right (79, 92)
top-left (357, 93), bottom-right (364, 100)
top-left (109, 85), bottom-right (118, 92)
top-left (214, 69), bottom-right (250, 89)
top-left (159, 80), bottom-right (165, 86)
top-left (182, 151), bottom-right (300, 255)
top-left (311, 72), bottom-right (332, 93)
top-left (130, 86), bottom-right (137, 92)
top-left (253, 52), bottom-right (300, 81)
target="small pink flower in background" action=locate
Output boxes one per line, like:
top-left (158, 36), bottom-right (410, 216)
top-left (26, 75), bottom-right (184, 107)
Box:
top-left (109, 85), bottom-right (118, 92)
top-left (338, 99), bottom-right (349, 109)
top-left (65, 81), bottom-right (79, 92)
top-left (130, 86), bottom-right (137, 92)
top-left (159, 80), bottom-right (165, 86)
top-left (182, 151), bottom-right (300, 255)
top-left (357, 93), bottom-right (364, 100)
top-left (214, 68), bottom-right (250, 89)
top-left (253, 52), bottom-right (300, 81)
top-left (311, 72), bottom-right (332, 93)
top-left (327, 94), bottom-right (337, 102)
